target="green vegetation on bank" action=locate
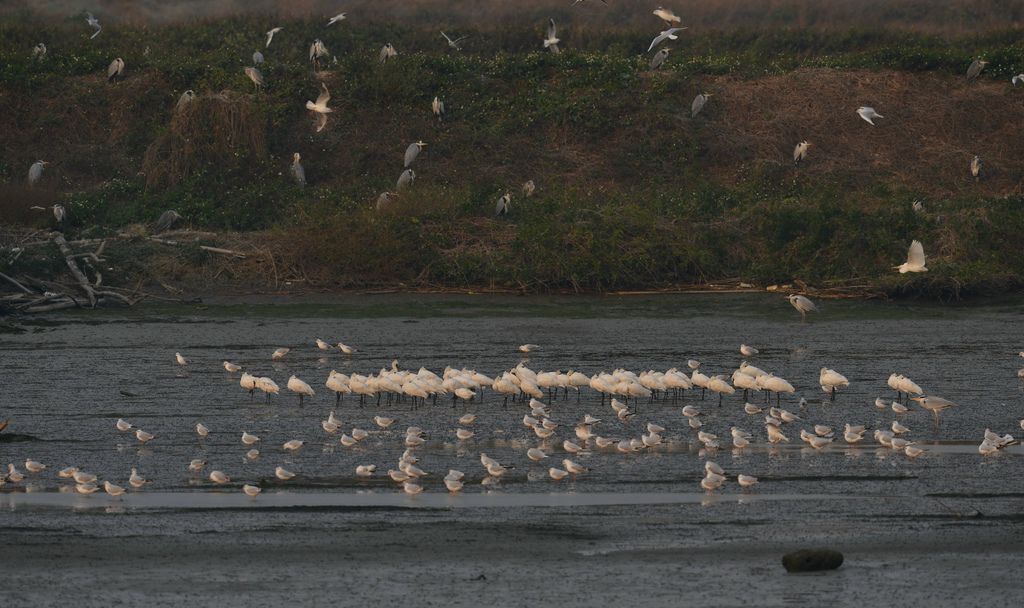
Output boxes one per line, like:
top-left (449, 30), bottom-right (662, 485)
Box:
top-left (2, 15), bottom-right (1024, 298)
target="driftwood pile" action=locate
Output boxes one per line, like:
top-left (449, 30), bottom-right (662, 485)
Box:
top-left (0, 230), bottom-right (247, 314)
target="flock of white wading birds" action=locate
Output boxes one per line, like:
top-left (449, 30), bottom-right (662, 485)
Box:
top-left (4, 316), bottom-right (1024, 498)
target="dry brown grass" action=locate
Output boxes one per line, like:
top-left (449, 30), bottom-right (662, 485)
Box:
top-left (702, 68), bottom-right (1024, 200)
top-left (141, 91), bottom-right (266, 188)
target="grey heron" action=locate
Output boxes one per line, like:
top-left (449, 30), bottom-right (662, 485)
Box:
top-left (653, 6), bottom-right (682, 25)
top-left (404, 141), bottom-right (427, 168)
top-left (376, 191), bottom-right (398, 211)
top-left (306, 83), bottom-right (333, 132)
top-left (441, 32), bottom-right (469, 51)
top-left (1013, 74), bottom-right (1024, 86)
top-left (291, 153), bottom-right (306, 187)
top-left (793, 141), bottom-right (810, 163)
top-left (27, 160), bottom-right (47, 186)
top-left (32, 43), bottom-right (46, 61)
top-left (544, 19), bottom-right (561, 54)
top-left (894, 240), bottom-right (927, 273)
top-left (244, 66), bottom-right (264, 91)
top-left (379, 43), bottom-right (397, 64)
top-left (327, 13), bottom-right (347, 26)
top-left (648, 27), bottom-right (687, 52)
top-left (265, 27), bottom-right (283, 48)
top-left (310, 39), bottom-right (329, 71)
top-left (691, 92), bottom-right (711, 117)
top-left (857, 106), bottom-right (883, 125)
top-left (107, 58), bottom-right (125, 82)
top-left (153, 210), bottom-right (182, 233)
top-left (650, 48), bottom-right (670, 70)
top-left (909, 395), bottom-right (957, 426)
top-left (495, 192), bottom-right (511, 216)
top-left (252, 50), bottom-right (264, 65)
top-left (176, 90), bottom-right (195, 109)
top-left (966, 59), bottom-right (988, 81)
top-left (788, 294), bottom-right (817, 319)
top-left (396, 169), bottom-right (415, 191)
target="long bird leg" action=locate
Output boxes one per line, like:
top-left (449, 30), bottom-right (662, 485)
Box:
top-left (830, 387), bottom-right (836, 402)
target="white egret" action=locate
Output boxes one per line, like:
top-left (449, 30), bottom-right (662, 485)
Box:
top-left (895, 240), bottom-right (927, 273)
top-left (691, 92), bottom-right (711, 118)
top-left (857, 106), bottom-right (883, 125)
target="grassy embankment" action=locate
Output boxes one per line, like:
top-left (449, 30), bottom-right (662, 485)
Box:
top-left (2, 9), bottom-right (1024, 298)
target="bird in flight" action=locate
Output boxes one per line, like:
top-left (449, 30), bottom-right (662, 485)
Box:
top-left (306, 83), bottom-right (333, 132)
top-left (266, 27), bottom-right (283, 48)
top-left (327, 13), bottom-right (347, 26)
top-left (441, 32), bottom-right (469, 51)
top-left (857, 106), bottom-right (883, 125)
top-left (894, 240), bottom-right (928, 273)
top-left (85, 12), bottom-right (101, 39)
top-left (648, 27), bottom-right (687, 52)
top-left (544, 19), bottom-right (561, 54)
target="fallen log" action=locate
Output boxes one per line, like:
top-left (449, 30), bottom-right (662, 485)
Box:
top-left (53, 233), bottom-right (96, 307)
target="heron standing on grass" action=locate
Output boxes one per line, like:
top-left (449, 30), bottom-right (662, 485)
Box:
top-left (404, 142), bottom-right (427, 168)
top-left (310, 39), bottom-right (329, 71)
top-left (27, 160), bottom-right (47, 186)
top-left (650, 48), bottom-right (670, 70)
top-left (176, 90), bottom-right (195, 109)
top-left (544, 19), bottom-right (561, 54)
top-left (32, 43), bottom-right (46, 61)
top-left (244, 66), bottom-right (264, 91)
top-left (522, 180), bottom-right (536, 197)
top-left (966, 59), bottom-right (988, 81)
top-left (376, 192), bottom-right (398, 211)
top-left (397, 169), bottom-right (415, 191)
top-left (153, 210), bottom-right (182, 233)
top-left (691, 92), bottom-right (712, 118)
top-left (252, 50), bottom-right (264, 65)
top-left (495, 192), bottom-right (511, 216)
top-left (107, 58), bottom-right (125, 82)
top-left (291, 153), bottom-right (306, 187)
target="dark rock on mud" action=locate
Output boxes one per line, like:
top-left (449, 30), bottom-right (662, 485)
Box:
top-left (782, 549), bottom-right (844, 572)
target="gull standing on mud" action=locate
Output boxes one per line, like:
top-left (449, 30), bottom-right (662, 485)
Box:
top-left (895, 240), bottom-right (928, 273)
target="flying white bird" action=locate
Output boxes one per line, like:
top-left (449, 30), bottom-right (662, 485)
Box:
top-left (441, 31), bottom-right (469, 50)
top-left (85, 12), bottom-right (102, 39)
top-left (894, 240), bottom-right (927, 273)
top-left (544, 19), bottom-right (561, 54)
top-left (327, 13), bottom-right (347, 26)
top-left (266, 27), bottom-right (283, 48)
top-left (653, 6), bottom-right (682, 25)
top-left (857, 106), bottom-right (883, 125)
top-left (306, 83), bottom-right (333, 132)
top-left (648, 27), bottom-right (687, 52)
